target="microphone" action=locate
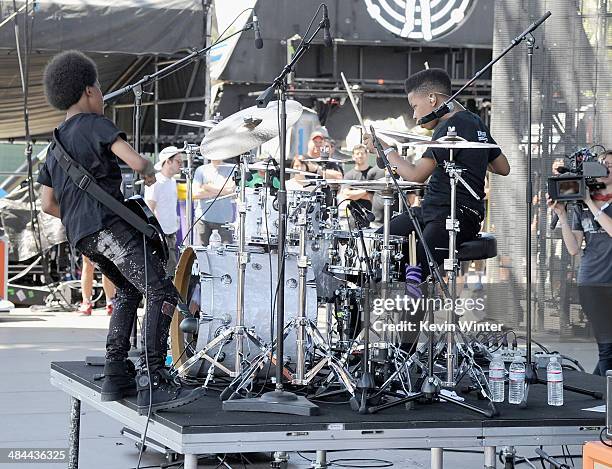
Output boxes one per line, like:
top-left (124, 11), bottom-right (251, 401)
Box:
top-left (550, 212), bottom-right (559, 230)
top-left (416, 102), bottom-right (452, 126)
top-left (348, 201), bottom-right (375, 227)
top-left (253, 14), bottom-right (263, 49)
top-left (322, 5), bottom-right (333, 47)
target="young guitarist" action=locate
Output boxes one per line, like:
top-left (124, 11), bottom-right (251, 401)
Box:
top-left (38, 50), bottom-right (204, 413)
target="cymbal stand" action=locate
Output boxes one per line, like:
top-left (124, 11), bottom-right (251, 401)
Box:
top-left (366, 127), bottom-right (496, 417)
top-left (174, 153), bottom-right (268, 384)
top-left (181, 142), bottom-right (199, 246)
top-left (221, 194), bottom-right (356, 400)
top-left (223, 5), bottom-right (329, 416)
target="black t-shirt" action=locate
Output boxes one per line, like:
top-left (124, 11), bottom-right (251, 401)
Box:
top-left (344, 165), bottom-right (384, 211)
top-left (421, 111), bottom-right (501, 222)
top-left (37, 113), bottom-right (126, 247)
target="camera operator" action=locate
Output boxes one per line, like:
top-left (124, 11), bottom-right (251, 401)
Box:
top-left (548, 150), bottom-right (612, 375)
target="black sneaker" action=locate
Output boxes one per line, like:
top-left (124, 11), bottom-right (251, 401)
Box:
top-left (100, 359), bottom-right (137, 402)
top-left (136, 368), bottom-right (205, 415)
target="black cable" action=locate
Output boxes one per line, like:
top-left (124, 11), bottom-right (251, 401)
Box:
top-left (600, 426), bottom-right (612, 448)
top-left (136, 235), bottom-right (153, 469)
top-left (329, 458), bottom-right (393, 468)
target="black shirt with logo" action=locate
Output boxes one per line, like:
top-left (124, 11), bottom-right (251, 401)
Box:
top-left (421, 111), bottom-right (501, 223)
top-left (37, 113), bottom-right (126, 247)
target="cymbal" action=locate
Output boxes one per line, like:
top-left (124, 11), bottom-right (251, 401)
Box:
top-left (162, 118), bottom-right (217, 129)
top-left (302, 157), bottom-right (347, 164)
top-left (218, 162), bottom-right (318, 177)
top-left (248, 161), bottom-right (318, 177)
top-left (326, 178), bottom-right (426, 192)
top-left (410, 135), bottom-right (499, 149)
top-left (200, 100), bottom-right (303, 161)
top-left (352, 125), bottom-right (431, 143)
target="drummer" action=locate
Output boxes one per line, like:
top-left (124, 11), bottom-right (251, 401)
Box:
top-left (363, 68), bottom-right (510, 275)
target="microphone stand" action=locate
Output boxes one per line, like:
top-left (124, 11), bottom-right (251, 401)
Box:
top-left (518, 17), bottom-right (601, 406)
top-left (104, 21), bottom-right (258, 351)
top-left (419, 11), bottom-right (552, 126)
top-left (222, 6), bottom-right (329, 416)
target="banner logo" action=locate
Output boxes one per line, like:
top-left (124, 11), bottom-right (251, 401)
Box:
top-left (364, 0), bottom-right (475, 41)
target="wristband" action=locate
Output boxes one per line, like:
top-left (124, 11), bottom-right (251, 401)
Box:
top-left (142, 159), bottom-right (156, 177)
top-left (383, 147), bottom-right (395, 157)
top-left (594, 202), bottom-right (609, 220)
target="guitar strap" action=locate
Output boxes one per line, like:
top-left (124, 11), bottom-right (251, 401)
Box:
top-left (49, 129), bottom-right (157, 240)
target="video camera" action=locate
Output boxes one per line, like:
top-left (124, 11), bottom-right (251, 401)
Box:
top-left (547, 148), bottom-right (608, 202)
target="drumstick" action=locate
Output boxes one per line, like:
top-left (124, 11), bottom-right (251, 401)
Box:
top-left (340, 72), bottom-right (367, 133)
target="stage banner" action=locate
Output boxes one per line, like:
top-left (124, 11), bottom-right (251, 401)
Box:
top-left (209, 0), bottom-right (258, 81)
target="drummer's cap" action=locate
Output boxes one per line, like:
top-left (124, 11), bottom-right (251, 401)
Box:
top-left (155, 146), bottom-right (182, 171)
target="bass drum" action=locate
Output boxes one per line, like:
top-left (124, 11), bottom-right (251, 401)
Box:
top-left (171, 245), bottom-right (318, 374)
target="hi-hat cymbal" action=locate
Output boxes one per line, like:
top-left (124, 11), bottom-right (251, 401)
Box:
top-left (162, 118), bottom-right (217, 129)
top-left (200, 100), bottom-right (303, 161)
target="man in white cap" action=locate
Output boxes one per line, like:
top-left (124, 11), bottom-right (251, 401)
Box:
top-left (144, 146), bottom-right (182, 274)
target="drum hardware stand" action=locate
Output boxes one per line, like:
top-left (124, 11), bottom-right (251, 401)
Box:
top-left (223, 5), bottom-right (328, 416)
top-left (366, 127), bottom-right (496, 417)
top-left (220, 196), bottom-right (356, 400)
top-left (291, 202), bottom-right (355, 395)
top-left (181, 142), bottom-right (200, 246)
top-left (174, 153), bottom-right (269, 384)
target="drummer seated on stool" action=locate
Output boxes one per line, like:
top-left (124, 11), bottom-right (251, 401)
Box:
top-left (363, 68), bottom-right (510, 276)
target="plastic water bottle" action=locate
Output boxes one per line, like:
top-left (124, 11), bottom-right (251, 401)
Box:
top-left (209, 229), bottom-right (222, 249)
top-left (488, 353), bottom-right (506, 402)
top-left (547, 356), bottom-right (564, 406)
top-left (508, 356), bottom-right (525, 404)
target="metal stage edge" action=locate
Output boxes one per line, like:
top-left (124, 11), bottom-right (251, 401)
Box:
top-left (50, 367), bottom-right (604, 469)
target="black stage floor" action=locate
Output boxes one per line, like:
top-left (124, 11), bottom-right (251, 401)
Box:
top-left (52, 361), bottom-right (605, 435)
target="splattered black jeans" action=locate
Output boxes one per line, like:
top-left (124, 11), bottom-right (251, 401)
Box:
top-left (76, 220), bottom-right (180, 370)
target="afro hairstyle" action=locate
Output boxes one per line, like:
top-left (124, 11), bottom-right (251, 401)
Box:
top-left (43, 50), bottom-right (98, 111)
top-left (404, 68), bottom-right (452, 97)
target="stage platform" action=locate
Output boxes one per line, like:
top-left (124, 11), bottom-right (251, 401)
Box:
top-left (51, 361), bottom-right (606, 469)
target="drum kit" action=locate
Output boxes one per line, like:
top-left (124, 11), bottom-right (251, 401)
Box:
top-left (167, 98), bottom-right (502, 418)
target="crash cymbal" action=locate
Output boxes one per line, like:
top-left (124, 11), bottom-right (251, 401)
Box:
top-left (162, 118), bottom-right (217, 129)
top-left (410, 135), bottom-right (499, 149)
top-left (200, 100), bottom-right (303, 161)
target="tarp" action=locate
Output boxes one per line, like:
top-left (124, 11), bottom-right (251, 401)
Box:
top-left (0, 0), bottom-right (205, 55)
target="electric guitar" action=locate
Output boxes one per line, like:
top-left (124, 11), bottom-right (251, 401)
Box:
top-left (124, 195), bottom-right (169, 262)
